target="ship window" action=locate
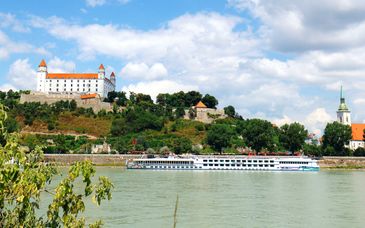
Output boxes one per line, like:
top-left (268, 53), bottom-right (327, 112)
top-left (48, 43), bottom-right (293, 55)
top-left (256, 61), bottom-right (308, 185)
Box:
top-left (270, 165), bottom-right (274, 167)
top-left (225, 164), bottom-right (229, 166)
top-left (264, 164), bottom-right (268, 167)
top-left (231, 164), bottom-right (235, 167)
top-left (253, 164), bottom-right (257, 167)
top-left (214, 164), bottom-right (218, 166)
top-left (209, 160), bottom-right (213, 162)
top-left (248, 164), bottom-right (252, 167)
top-left (248, 160), bottom-right (251, 162)
top-left (237, 160), bottom-right (241, 163)
top-left (237, 164), bottom-right (241, 167)
top-left (203, 160), bottom-right (207, 162)
top-left (214, 160), bottom-right (218, 162)
top-left (209, 164), bottom-right (213, 166)
top-left (203, 164), bottom-right (207, 166)
top-left (243, 164), bottom-right (246, 167)
top-left (253, 160), bottom-right (257, 163)
top-left (220, 164), bottom-right (224, 166)
top-left (231, 160), bottom-right (235, 162)
top-left (259, 164), bottom-right (263, 167)
top-left (259, 160), bottom-right (262, 163)
top-left (270, 160), bottom-right (274, 163)
top-left (225, 160), bottom-right (229, 162)
top-left (220, 160), bottom-right (224, 162)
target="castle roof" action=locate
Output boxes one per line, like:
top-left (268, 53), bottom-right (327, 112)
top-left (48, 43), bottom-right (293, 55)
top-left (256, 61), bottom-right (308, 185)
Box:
top-left (47, 73), bottom-right (98, 79)
top-left (39, 59), bottom-right (47, 67)
top-left (80, 93), bottom-right (98, 99)
top-left (195, 101), bottom-right (207, 108)
top-left (110, 72), bottom-right (115, 77)
top-left (99, 64), bottom-right (105, 70)
top-left (351, 123), bottom-right (365, 141)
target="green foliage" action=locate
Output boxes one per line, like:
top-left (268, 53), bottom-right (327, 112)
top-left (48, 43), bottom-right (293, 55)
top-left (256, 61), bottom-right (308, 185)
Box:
top-left (322, 122), bottom-right (352, 155)
top-left (238, 119), bottom-right (277, 152)
top-left (224, 105), bottom-right (236, 118)
top-left (172, 137), bottom-right (192, 154)
top-left (175, 107), bottom-right (186, 119)
top-left (201, 94), bottom-right (218, 108)
top-left (0, 104), bottom-right (113, 227)
top-left (206, 124), bottom-right (236, 152)
top-left (303, 144), bottom-right (322, 157)
top-left (279, 122), bottom-right (308, 153)
top-left (353, 147), bottom-right (365, 157)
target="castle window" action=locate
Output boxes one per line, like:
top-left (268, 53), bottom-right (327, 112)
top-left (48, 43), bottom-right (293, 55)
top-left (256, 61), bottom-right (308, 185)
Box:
top-left (71, 80), bottom-right (73, 82)
top-left (56, 88), bottom-right (59, 91)
top-left (57, 80), bottom-right (59, 82)
top-left (71, 84), bottom-right (73, 87)
top-left (77, 84), bottom-right (79, 87)
top-left (56, 84), bottom-right (59, 87)
top-left (83, 84), bottom-right (85, 87)
top-left (96, 88), bottom-right (98, 91)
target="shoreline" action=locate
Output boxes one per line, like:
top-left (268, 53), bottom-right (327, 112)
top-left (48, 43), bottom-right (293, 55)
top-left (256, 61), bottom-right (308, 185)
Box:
top-left (43, 154), bottom-right (365, 170)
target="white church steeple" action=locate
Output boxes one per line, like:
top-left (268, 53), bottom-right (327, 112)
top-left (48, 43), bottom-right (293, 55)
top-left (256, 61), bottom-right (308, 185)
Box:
top-left (336, 86), bottom-right (351, 125)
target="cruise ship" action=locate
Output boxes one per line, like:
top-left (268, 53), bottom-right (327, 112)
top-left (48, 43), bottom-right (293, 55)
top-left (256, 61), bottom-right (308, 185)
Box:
top-left (126, 155), bottom-right (319, 171)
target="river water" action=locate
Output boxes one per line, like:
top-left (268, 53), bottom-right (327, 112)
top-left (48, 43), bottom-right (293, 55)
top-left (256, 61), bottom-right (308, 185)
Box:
top-left (62, 168), bottom-right (365, 228)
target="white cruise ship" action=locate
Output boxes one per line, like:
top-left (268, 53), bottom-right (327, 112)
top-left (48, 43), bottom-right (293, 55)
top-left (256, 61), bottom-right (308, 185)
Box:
top-left (126, 155), bottom-right (319, 171)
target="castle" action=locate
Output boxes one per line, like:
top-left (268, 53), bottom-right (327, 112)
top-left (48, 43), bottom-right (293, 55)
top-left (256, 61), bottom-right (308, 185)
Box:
top-left (36, 59), bottom-right (115, 98)
top-left (336, 86), bottom-right (365, 150)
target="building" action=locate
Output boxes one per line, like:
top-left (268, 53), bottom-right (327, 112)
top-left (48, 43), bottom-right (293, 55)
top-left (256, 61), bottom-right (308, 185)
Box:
top-left (183, 101), bottom-right (226, 123)
top-left (336, 86), bottom-right (365, 150)
top-left (36, 59), bottom-right (116, 98)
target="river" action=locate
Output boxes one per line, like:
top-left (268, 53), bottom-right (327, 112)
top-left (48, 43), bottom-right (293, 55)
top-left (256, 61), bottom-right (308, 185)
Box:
top-left (54, 168), bottom-right (365, 227)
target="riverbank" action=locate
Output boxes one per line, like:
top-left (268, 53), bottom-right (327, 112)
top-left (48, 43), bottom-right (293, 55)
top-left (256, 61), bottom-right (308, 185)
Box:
top-left (44, 154), bottom-right (365, 169)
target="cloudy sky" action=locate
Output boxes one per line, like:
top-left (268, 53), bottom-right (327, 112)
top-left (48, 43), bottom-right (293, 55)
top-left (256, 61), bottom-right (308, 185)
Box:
top-left (1, 0), bottom-right (365, 134)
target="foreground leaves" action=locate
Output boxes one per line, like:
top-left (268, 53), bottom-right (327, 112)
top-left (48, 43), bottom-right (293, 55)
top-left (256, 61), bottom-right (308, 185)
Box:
top-left (0, 104), bottom-right (113, 227)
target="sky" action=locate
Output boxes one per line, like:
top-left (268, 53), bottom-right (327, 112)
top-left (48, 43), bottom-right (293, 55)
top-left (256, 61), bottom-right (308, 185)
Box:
top-left (1, 0), bottom-right (365, 134)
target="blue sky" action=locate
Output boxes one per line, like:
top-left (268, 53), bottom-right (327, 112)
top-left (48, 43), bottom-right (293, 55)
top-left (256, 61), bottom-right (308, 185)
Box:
top-left (1, 0), bottom-right (365, 134)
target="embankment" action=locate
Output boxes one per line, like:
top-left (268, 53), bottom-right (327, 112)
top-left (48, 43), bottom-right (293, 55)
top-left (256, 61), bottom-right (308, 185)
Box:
top-left (318, 156), bottom-right (365, 169)
top-left (44, 154), bottom-right (141, 166)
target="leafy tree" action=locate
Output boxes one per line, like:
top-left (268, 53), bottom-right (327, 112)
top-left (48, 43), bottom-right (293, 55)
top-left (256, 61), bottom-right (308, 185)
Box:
top-left (0, 104), bottom-right (113, 227)
top-left (303, 144), bottom-right (322, 157)
top-left (224, 105), bottom-right (236, 118)
top-left (322, 121), bottom-right (352, 155)
top-left (353, 147), bottom-right (365, 157)
top-left (206, 124), bottom-right (236, 152)
top-left (110, 118), bottom-right (126, 136)
top-left (201, 94), bottom-right (218, 108)
top-left (238, 119), bottom-right (277, 152)
top-left (279, 122), bottom-right (308, 153)
top-left (175, 107), bottom-right (186, 119)
top-left (172, 137), bottom-right (192, 154)
top-left (185, 91), bottom-right (202, 107)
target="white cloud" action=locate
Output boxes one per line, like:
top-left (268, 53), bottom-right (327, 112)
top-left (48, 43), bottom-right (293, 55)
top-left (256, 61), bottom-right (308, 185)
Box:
top-left (304, 108), bottom-right (333, 135)
top-left (122, 80), bottom-right (198, 101)
top-left (0, 13), bottom-right (30, 32)
top-left (121, 62), bottom-right (168, 80)
top-left (273, 115), bottom-right (292, 127)
top-left (0, 83), bottom-right (16, 92)
top-left (86, 0), bottom-right (106, 7)
top-left (7, 59), bottom-right (37, 90)
top-left (48, 57), bottom-right (76, 73)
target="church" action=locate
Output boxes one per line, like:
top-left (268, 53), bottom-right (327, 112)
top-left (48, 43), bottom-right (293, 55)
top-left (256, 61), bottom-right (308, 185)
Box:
top-left (36, 59), bottom-right (116, 98)
top-left (336, 87), bottom-right (365, 150)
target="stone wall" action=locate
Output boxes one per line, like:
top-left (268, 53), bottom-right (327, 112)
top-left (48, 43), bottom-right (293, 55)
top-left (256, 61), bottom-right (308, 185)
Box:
top-left (184, 108), bottom-right (227, 123)
top-left (318, 156), bottom-right (365, 169)
top-left (44, 154), bottom-right (142, 166)
top-left (20, 92), bottom-right (112, 113)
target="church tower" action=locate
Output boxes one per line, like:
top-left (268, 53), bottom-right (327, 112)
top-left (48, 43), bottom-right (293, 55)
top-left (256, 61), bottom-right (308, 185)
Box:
top-left (337, 86), bottom-right (351, 125)
top-left (36, 59), bottom-right (47, 93)
top-left (98, 64), bottom-right (105, 79)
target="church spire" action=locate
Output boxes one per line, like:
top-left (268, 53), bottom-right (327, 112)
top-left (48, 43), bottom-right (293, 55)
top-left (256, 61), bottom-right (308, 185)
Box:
top-left (338, 86), bottom-right (349, 111)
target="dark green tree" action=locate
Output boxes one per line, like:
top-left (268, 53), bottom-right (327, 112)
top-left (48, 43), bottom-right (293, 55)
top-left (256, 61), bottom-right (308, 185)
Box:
top-left (322, 121), bottom-right (352, 155)
top-left (175, 107), bottom-right (186, 119)
top-left (172, 137), bottom-right (192, 154)
top-left (206, 124), bottom-right (236, 152)
top-left (279, 122), bottom-right (308, 153)
top-left (202, 94), bottom-right (218, 108)
top-left (224, 105), bottom-right (236, 118)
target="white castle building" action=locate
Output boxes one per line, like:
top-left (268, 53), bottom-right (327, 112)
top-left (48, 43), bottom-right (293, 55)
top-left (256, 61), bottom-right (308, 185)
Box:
top-left (36, 59), bottom-right (116, 98)
top-left (336, 86), bottom-right (365, 150)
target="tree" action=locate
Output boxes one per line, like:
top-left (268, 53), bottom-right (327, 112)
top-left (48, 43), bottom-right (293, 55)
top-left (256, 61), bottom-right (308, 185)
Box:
top-left (238, 119), bottom-right (277, 152)
top-left (353, 147), bottom-right (365, 157)
top-left (224, 105), bottom-right (236, 118)
top-left (172, 137), bottom-right (192, 154)
top-left (322, 121), bottom-right (352, 155)
top-left (185, 91), bottom-right (202, 107)
top-left (303, 144), bottom-right (322, 157)
top-left (201, 94), bottom-right (218, 108)
top-left (175, 107), bottom-right (186, 119)
top-left (206, 124), bottom-right (236, 152)
top-left (279, 122), bottom-right (308, 153)
top-left (110, 118), bottom-right (127, 136)
top-left (0, 104), bottom-right (113, 227)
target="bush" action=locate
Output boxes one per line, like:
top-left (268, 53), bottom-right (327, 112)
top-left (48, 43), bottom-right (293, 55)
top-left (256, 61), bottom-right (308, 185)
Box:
top-left (353, 147), bottom-right (365, 157)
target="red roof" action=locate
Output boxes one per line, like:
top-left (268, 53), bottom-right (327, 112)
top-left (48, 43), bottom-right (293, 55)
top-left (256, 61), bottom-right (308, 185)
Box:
top-left (39, 59), bottom-right (47, 67)
top-left (99, 64), bottom-right (105, 70)
top-left (46, 73), bottom-right (98, 79)
top-left (351, 123), bottom-right (365, 141)
top-left (195, 101), bottom-right (207, 108)
top-left (110, 72), bottom-right (115, 77)
top-left (80, 93), bottom-right (98, 99)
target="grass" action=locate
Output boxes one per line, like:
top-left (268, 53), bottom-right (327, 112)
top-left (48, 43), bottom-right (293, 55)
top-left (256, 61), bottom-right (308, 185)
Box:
top-left (57, 112), bottom-right (112, 137)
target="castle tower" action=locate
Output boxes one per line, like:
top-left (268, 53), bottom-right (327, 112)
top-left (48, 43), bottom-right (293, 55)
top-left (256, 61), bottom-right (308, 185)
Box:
top-left (98, 64), bottom-right (105, 79)
top-left (337, 86), bottom-right (351, 125)
top-left (36, 59), bottom-right (47, 92)
top-left (110, 72), bottom-right (116, 85)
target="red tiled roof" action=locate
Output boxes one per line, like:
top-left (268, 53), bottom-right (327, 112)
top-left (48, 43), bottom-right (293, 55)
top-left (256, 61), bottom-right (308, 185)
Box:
top-left (39, 59), bottom-right (47, 67)
top-left (351, 123), bottom-right (365, 141)
top-left (99, 64), bottom-right (105, 70)
top-left (80, 93), bottom-right (98, 99)
top-left (195, 101), bottom-right (207, 108)
top-left (46, 73), bottom-right (98, 79)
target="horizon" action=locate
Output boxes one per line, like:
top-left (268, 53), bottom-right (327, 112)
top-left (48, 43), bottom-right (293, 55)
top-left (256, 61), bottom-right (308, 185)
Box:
top-left (1, 0), bottom-right (365, 134)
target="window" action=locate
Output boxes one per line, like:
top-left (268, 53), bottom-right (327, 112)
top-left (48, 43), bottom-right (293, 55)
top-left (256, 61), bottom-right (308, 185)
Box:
top-left (209, 164), bottom-right (213, 166)
top-left (220, 164), bottom-right (224, 166)
top-left (203, 160), bottom-right (207, 162)
top-left (214, 164), bottom-right (218, 166)
top-left (203, 164), bottom-right (207, 166)
top-left (209, 160), bottom-right (213, 162)
top-left (225, 160), bottom-right (229, 162)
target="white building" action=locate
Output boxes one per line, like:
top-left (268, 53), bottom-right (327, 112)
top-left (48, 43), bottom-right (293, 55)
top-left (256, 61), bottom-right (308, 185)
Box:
top-left (336, 86), bottom-right (365, 150)
top-left (36, 59), bottom-right (115, 98)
